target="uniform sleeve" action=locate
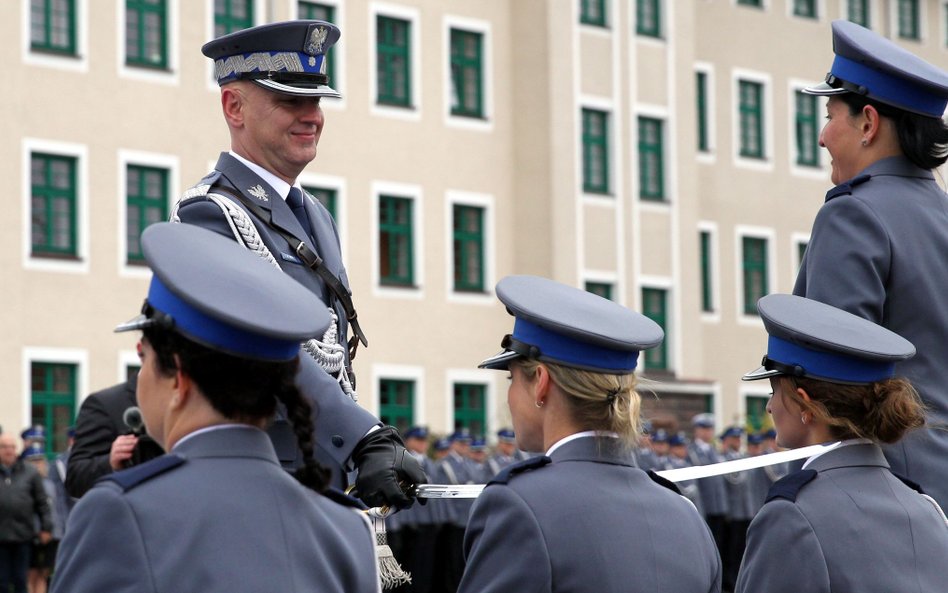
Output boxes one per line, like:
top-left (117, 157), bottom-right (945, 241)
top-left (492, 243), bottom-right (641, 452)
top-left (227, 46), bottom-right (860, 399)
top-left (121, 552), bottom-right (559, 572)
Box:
top-left (735, 501), bottom-right (830, 593)
top-left (797, 197), bottom-right (890, 323)
top-left (66, 394), bottom-right (118, 498)
top-left (458, 486), bottom-right (552, 593)
top-left (51, 486), bottom-right (155, 593)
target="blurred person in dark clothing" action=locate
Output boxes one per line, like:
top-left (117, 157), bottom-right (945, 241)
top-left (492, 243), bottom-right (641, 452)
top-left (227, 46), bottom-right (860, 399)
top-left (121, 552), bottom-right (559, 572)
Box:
top-left (0, 434), bottom-right (52, 593)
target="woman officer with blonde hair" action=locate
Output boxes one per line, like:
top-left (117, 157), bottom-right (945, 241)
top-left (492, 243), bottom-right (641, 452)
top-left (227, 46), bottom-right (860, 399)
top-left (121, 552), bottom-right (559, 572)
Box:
top-left (458, 275), bottom-right (721, 593)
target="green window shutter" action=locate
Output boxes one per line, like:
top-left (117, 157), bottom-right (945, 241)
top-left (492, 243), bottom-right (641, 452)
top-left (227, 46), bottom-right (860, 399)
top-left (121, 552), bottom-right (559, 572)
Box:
top-left (579, 0), bottom-right (607, 27)
top-left (585, 282), bottom-right (613, 301)
top-left (377, 16), bottom-right (412, 107)
top-left (30, 0), bottom-right (77, 55)
top-left (126, 0), bottom-right (168, 69)
top-left (126, 165), bottom-right (169, 264)
top-left (379, 195), bottom-right (414, 286)
top-left (793, 0), bottom-right (817, 18)
top-left (31, 362), bottom-right (77, 461)
top-left (795, 91), bottom-right (819, 167)
top-left (742, 237), bottom-right (768, 315)
top-left (454, 383), bottom-right (486, 437)
top-left (745, 395), bottom-right (771, 433)
top-left (302, 186), bottom-right (337, 219)
top-left (638, 116), bottom-right (665, 201)
top-left (582, 108), bottom-right (610, 195)
top-left (739, 80), bottom-right (764, 159)
top-left (696, 71), bottom-right (709, 152)
top-left (641, 288), bottom-right (668, 371)
top-left (297, 2), bottom-right (336, 84)
top-left (898, 0), bottom-right (919, 40)
top-left (450, 29), bottom-right (484, 118)
top-left (700, 230), bottom-right (713, 313)
top-left (214, 0), bottom-right (254, 37)
top-left (636, 0), bottom-right (661, 38)
top-left (453, 205), bottom-right (485, 292)
top-left (847, 0), bottom-right (870, 27)
top-left (379, 379), bottom-right (414, 435)
top-left (31, 153), bottom-right (78, 258)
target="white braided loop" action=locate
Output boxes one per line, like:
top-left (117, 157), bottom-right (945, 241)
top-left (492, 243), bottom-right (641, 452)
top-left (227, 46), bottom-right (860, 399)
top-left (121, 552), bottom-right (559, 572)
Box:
top-left (170, 193), bottom-right (358, 401)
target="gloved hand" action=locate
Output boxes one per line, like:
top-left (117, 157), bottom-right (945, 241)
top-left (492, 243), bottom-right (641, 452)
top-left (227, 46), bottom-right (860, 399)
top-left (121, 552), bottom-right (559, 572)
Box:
top-left (352, 426), bottom-right (428, 509)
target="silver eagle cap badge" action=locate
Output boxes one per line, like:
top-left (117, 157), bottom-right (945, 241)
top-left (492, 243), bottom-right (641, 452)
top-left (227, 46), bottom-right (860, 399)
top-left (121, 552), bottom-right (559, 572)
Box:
top-left (306, 26), bottom-right (329, 56)
top-left (248, 185), bottom-right (269, 202)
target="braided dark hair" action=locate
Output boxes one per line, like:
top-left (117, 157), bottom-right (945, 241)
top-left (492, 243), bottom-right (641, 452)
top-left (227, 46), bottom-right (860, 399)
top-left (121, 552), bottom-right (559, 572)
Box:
top-left (143, 325), bottom-right (329, 492)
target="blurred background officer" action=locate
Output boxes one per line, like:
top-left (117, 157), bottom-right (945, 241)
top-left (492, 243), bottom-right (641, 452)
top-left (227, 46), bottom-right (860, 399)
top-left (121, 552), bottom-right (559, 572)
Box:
top-left (66, 377), bottom-right (164, 498)
top-left (688, 413), bottom-right (729, 566)
top-left (22, 445), bottom-right (60, 593)
top-left (173, 20), bottom-right (423, 508)
top-left (460, 275), bottom-right (721, 593)
top-left (52, 223), bottom-right (378, 593)
top-left (666, 432), bottom-right (703, 516)
top-left (737, 294), bottom-right (948, 593)
top-left (744, 433), bottom-right (771, 514)
top-left (485, 428), bottom-right (526, 477)
top-left (795, 19), bottom-right (948, 510)
top-left (720, 427), bottom-right (752, 592)
top-left (0, 434), bottom-right (52, 593)
top-left (435, 429), bottom-right (476, 593)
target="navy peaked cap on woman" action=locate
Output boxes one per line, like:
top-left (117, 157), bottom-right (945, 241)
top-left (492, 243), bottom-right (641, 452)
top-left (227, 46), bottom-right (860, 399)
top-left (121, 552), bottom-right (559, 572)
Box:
top-left (478, 275), bottom-right (664, 374)
top-left (116, 223), bottom-right (330, 361)
top-left (803, 20), bottom-right (948, 118)
top-left (743, 294), bottom-right (915, 384)
top-left (202, 20), bottom-right (341, 98)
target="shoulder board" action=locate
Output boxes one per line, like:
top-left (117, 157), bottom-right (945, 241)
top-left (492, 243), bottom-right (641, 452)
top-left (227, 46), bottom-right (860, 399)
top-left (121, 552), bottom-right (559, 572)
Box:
top-left (322, 487), bottom-right (368, 511)
top-left (892, 472), bottom-right (926, 494)
top-left (487, 455), bottom-right (552, 486)
top-left (647, 469), bottom-right (682, 495)
top-left (825, 174), bottom-right (872, 202)
top-left (765, 469), bottom-right (817, 504)
top-left (180, 171), bottom-right (223, 200)
top-left (102, 454), bottom-right (186, 492)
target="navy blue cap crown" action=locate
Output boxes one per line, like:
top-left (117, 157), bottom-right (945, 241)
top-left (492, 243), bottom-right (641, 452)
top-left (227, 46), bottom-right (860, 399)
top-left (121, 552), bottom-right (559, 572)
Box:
top-left (496, 428), bottom-right (516, 442)
top-left (22, 444), bottom-right (46, 460)
top-left (202, 20), bottom-right (341, 98)
top-left (404, 426), bottom-right (428, 440)
top-left (116, 223), bottom-right (330, 362)
top-left (804, 20), bottom-right (948, 118)
top-left (20, 426), bottom-right (46, 441)
top-left (479, 276), bottom-right (664, 374)
top-left (743, 294), bottom-right (915, 384)
top-left (720, 426), bottom-right (744, 440)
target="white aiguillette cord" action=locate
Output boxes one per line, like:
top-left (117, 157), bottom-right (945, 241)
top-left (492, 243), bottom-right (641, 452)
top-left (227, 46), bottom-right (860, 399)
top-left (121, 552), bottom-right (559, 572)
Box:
top-left (412, 441), bottom-right (842, 499)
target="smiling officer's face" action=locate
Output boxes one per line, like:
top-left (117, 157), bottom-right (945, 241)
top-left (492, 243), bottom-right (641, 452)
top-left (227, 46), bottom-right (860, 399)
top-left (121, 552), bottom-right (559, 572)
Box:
top-left (226, 82), bottom-right (324, 185)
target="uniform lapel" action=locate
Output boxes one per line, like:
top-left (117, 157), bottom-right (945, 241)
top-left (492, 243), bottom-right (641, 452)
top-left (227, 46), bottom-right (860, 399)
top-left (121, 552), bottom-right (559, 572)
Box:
top-left (214, 153), bottom-right (312, 247)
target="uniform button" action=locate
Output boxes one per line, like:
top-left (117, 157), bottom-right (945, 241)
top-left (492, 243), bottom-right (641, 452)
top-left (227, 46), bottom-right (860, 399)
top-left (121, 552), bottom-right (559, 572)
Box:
top-left (331, 435), bottom-right (345, 448)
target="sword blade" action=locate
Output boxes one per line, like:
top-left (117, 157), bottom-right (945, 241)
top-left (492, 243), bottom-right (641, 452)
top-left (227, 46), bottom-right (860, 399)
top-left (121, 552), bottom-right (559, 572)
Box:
top-left (414, 442), bottom-right (840, 499)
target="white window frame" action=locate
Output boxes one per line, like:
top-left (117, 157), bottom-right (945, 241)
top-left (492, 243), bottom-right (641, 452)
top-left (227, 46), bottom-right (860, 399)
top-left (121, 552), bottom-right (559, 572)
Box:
top-left (695, 62), bottom-right (717, 163)
top-left (446, 370), bottom-right (496, 439)
top-left (698, 221), bottom-right (720, 323)
top-left (370, 2), bottom-right (422, 121)
top-left (732, 69), bottom-right (774, 172)
top-left (371, 363), bottom-right (425, 426)
top-left (371, 180), bottom-right (424, 299)
top-left (298, 171), bottom-right (348, 267)
top-left (22, 347), bottom-right (88, 427)
top-left (734, 226), bottom-right (776, 326)
top-left (118, 149), bottom-right (180, 277)
top-left (445, 190), bottom-right (495, 304)
top-left (788, 80), bottom-right (828, 179)
top-left (443, 15), bottom-right (493, 131)
top-left (22, 0), bottom-right (90, 72)
top-left (117, 0), bottom-right (180, 86)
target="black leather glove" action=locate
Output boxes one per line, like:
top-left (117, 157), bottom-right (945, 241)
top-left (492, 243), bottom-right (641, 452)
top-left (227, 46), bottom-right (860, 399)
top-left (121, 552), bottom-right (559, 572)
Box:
top-left (352, 426), bottom-right (428, 509)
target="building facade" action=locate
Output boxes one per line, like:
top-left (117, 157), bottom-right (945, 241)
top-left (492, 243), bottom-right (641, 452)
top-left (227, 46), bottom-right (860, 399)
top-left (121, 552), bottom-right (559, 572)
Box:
top-left (5, 0), bottom-right (947, 457)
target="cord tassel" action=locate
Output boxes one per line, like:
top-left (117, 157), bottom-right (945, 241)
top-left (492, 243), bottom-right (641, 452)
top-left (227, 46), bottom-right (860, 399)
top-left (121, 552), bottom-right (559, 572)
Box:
top-left (367, 507), bottom-right (411, 589)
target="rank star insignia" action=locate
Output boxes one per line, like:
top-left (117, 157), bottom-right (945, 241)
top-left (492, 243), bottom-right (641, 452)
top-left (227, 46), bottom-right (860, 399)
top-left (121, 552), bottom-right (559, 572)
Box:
top-left (248, 185), bottom-right (269, 201)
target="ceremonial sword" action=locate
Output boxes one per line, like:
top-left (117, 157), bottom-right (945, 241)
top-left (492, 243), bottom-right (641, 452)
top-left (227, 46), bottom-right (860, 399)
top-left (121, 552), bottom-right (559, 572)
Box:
top-left (412, 441), bottom-right (841, 499)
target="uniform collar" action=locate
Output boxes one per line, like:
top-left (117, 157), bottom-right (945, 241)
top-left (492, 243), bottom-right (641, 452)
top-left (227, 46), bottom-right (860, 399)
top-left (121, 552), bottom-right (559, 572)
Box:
top-left (802, 439), bottom-right (884, 471)
top-left (858, 155), bottom-right (934, 181)
top-left (228, 151), bottom-right (300, 200)
top-left (546, 432), bottom-right (633, 467)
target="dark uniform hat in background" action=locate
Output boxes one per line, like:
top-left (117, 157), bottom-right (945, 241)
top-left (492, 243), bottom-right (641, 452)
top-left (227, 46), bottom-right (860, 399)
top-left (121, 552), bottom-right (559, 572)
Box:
top-left (404, 426), bottom-right (428, 441)
top-left (719, 426), bottom-right (744, 440)
top-left (202, 20), bottom-right (341, 98)
top-left (668, 432), bottom-right (687, 447)
top-left (116, 223), bottom-right (330, 362)
top-left (743, 294), bottom-right (915, 385)
top-left (496, 428), bottom-right (516, 443)
top-left (803, 19), bottom-right (948, 118)
top-left (691, 413), bottom-right (715, 429)
top-left (22, 444), bottom-right (46, 461)
top-left (479, 275), bottom-right (664, 374)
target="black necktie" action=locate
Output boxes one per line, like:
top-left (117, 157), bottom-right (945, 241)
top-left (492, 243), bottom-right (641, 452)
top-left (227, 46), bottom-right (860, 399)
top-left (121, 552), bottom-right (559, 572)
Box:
top-left (286, 187), bottom-right (313, 239)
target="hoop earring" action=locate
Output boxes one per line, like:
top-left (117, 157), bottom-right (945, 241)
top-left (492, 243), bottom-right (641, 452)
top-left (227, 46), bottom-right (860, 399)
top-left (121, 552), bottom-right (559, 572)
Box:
top-left (801, 413), bottom-right (808, 425)
top-left (535, 400), bottom-right (544, 408)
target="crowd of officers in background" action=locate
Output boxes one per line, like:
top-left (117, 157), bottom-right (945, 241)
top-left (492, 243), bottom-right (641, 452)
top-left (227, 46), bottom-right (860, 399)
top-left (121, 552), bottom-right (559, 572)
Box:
top-left (388, 412), bottom-right (787, 593)
top-left (4, 414), bottom-right (780, 593)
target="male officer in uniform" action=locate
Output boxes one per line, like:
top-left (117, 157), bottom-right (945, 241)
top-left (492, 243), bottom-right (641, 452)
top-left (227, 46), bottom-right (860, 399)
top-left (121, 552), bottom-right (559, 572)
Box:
top-left (688, 413), bottom-right (729, 570)
top-left (174, 20), bottom-right (424, 509)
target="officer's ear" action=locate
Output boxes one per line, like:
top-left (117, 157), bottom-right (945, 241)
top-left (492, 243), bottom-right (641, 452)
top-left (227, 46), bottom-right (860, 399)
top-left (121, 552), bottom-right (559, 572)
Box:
top-left (221, 85), bottom-right (246, 129)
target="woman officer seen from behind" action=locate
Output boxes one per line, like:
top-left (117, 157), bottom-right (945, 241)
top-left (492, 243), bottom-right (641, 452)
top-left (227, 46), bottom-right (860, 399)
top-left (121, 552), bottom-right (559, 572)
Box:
top-left (459, 275), bottom-right (721, 593)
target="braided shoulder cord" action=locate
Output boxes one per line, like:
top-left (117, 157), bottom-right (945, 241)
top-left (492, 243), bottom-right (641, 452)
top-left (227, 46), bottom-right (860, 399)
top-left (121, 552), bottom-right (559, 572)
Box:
top-left (169, 194), bottom-right (358, 401)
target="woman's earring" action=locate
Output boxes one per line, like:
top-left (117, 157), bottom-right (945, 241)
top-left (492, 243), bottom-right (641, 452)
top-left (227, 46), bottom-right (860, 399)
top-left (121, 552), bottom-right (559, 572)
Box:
top-left (535, 400), bottom-right (544, 408)
top-left (861, 139), bottom-right (868, 146)
top-left (801, 413), bottom-right (808, 425)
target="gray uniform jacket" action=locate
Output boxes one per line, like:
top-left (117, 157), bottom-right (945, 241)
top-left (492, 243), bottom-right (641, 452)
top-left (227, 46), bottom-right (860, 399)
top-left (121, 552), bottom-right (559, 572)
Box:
top-left (51, 426), bottom-right (379, 593)
top-left (688, 441), bottom-right (728, 516)
top-left (794, 156), bottom-right (948, 509)
top-left (175, 153), bottom-right (378, 484)
top-left (459, 436), bottom-right (722, 593)
top-left (722, 450), bottom-right (755, 521)
top-left (736, 444), bottom-right (948, 593)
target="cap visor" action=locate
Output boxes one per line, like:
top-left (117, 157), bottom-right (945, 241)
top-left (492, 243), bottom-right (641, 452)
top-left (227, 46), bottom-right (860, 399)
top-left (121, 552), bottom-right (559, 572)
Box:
top-left (741, 365), bottom-right (782, 381)
top-left (477, 349), bottom-right (522, 370)
top-left (801, 81), bottom-right (848, 96)
top-left (114, 314), bottom-right (150, 334)
top-left (252, 79), bottom-right (341, 98)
